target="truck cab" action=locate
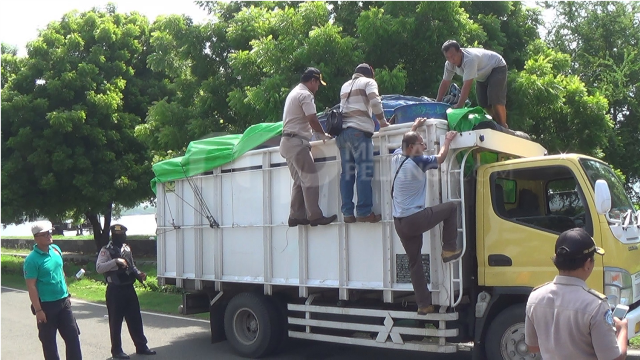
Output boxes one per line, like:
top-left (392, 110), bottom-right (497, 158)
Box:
top-left (471, 153), bottom-right (640, 358)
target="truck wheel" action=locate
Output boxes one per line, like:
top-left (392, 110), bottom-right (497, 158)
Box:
top-left (224, 292), bottom-right (281, 358)
top-left (485, 304), bottom-right (541, 360)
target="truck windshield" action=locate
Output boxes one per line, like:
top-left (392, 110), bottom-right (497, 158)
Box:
top-left (579, 159), bottom-right (635, 217)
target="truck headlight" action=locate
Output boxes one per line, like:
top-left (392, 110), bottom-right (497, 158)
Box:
top-left (604, 268), bottom-right (633, 306)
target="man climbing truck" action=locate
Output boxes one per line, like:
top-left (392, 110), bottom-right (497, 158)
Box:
top-left (152, 119), bottom-right (640, 360)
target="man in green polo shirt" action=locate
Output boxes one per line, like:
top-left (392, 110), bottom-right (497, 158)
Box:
top-left (24, 220), bottom-right (82, 360)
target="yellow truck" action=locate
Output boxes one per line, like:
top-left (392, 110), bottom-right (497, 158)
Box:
top-left (154, 120), bottom-right (640, 359)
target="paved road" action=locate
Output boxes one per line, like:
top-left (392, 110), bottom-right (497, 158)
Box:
top-left (3, 287), bottom-right (638, 360)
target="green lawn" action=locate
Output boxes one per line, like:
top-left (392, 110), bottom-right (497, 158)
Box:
top-left (1, 254), bottom-right (206, 320)
top-left (0, 247), bottom-right (27, 254)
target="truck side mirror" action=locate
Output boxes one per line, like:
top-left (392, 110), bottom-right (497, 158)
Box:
top-left (594, 179), bottom-right (612, 214)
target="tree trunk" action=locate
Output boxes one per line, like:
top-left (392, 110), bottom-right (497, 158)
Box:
top-left (86, 202), bottom-right (113, 253)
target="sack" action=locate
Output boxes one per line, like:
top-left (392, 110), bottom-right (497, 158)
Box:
top-left (326, 109), bottom-right (344, 137)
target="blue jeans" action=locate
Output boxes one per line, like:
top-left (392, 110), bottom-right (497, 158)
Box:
top-left (336, 127), bottom-right (374, 217)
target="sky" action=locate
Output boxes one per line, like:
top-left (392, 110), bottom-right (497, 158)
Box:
top-left (0, 0), bottom-right (211, 56)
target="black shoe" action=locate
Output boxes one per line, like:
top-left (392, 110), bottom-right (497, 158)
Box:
top-left (136, 348), bottom-right (157, 356)
top-left (112, 352), bottom-right (130, 359)
top-left (309, 214), bottom-right (337, 226)
top-left (288, 218), bottom-right (310, 227)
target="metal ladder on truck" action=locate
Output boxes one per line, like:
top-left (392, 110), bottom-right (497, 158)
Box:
top-left (442, 137), bottom-right (474, 309)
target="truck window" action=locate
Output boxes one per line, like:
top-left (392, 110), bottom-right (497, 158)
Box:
top-left (546, 178), bottom-right (586, 228)
top-left (490, 166), bottom-right (590, 234)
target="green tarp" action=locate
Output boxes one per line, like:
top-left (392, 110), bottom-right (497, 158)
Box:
top-left (150, 122), bottom-right (283, 194)
top-left (149, 106), bottom-right (502, 194)
top-left (446, 107), bottom-right (498, 175)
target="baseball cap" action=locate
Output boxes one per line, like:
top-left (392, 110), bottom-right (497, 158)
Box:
top-left (302, 67), bottom-right (326, 85)
top-left (555, 228), bottom-right (605, 258)
top-left (31, 221), bottom-right (53, 235)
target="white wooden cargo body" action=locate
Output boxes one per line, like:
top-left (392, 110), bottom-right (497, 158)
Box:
top-left (154, 120), bottom-right (557, 359)
top-left (156, 120), bottom-right (461, 306)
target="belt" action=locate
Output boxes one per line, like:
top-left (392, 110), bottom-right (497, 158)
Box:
top-left (282, 133), bottom-right (311, 142)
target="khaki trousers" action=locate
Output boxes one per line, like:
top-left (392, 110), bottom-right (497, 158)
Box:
top-left (280, 137), bottom-right (323, 220)
top-left (393, 202), bottom-right (458, 307)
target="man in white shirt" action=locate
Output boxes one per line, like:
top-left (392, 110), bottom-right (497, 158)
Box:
top-left (391, 118), bottom-right (459, 314)
top-left (336, 63), bottom-right (390, 224)
top-left (436, 40), bottom-right (509, 128)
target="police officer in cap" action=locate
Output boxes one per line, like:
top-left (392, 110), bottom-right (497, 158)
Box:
top-left (96, 224), bottom-right (156, 359)
top-left (525, 228), bottom-right (628, 359)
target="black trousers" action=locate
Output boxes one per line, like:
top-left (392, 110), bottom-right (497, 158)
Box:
top-left (38, 296), bottom-right (82, 360)
top-left (106, 284), bottom-right (148, 354)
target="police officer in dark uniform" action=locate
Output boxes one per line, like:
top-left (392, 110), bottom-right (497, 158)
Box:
top-left (96, 224), bottom-right (156, 359)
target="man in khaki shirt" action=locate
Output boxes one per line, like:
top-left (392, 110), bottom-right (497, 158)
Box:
top-left (525, 228), bottom-right (628, 360)
top-left (280, 67), bottom-right (336, 227)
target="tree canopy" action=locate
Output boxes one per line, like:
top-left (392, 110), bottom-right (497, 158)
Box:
top-left (2, 1), bottom-right (638, 238)
top-left (1, 5), bottom-right (171, 248)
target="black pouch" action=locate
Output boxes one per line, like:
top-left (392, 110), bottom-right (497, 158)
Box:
top-left (364, 132), bottom-right (374, 139)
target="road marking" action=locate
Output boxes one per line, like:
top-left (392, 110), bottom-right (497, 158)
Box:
top-left (1, 286), bottom-right (209, 324)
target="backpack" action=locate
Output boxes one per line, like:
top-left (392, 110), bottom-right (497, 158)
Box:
top-left (326, 79), bottom-right (358, 137)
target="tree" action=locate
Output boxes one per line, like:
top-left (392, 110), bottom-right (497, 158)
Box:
top-left (507, 40), bottom-right (612, 156)
top-left (1, 5), bottom-right (170, 251)
top-left (546, 1), bottom-right (640, 200)
top-left (1, 43), bottom-right (22, 89)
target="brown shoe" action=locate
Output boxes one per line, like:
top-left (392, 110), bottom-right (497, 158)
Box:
top-left (356, 212), bottom-right (382, 223)
top-left (417, 305), bottom-right (436, 315)
top-left (288, 218), bottom-right (310, 227)
top-left (344, 215), bottom-right (356, 224)
top-left (310, 214), bottom-right (337, 226)
top-left (442, 248), bottom-right (463, 263)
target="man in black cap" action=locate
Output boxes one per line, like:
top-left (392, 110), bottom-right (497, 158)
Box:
top-left (525, 228), bottom-right (628, 359)
top-left (96, 224), bottom-right (156, 359)
top-left (336, 63), bottom-right (390, 224)
top-left (280, 67), bottom-right (337, 227)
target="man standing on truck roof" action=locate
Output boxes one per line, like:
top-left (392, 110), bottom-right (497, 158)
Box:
top-left (436, 40), bottom-right (509, 129)
top-left (525, 228), bottom-right (628, 360)
top-left (280, 67), bottom-right (337, 227)
top-left (336, 63), bottom-right (390, 224)
top-left (96, 224), bottom-right (156, 359)
top-left (392, 119), bottom-right (460, 315)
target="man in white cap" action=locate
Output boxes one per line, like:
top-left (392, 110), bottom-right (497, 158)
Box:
top-left (24, 220), bottom-right (82, 360)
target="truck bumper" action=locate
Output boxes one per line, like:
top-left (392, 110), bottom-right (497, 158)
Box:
top-left (627, 304), bottom-right (640, 339)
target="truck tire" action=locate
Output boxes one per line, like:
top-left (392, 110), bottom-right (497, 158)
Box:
top-left (485, 304), bottom-right (541, 360)
top-left (224, 292), bottom-right (281, 358)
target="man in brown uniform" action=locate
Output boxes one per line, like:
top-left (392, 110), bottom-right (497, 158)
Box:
top-left (525, 228), bottom-right (628, 359)
top-left (280, 67), bottom-right (337, 227)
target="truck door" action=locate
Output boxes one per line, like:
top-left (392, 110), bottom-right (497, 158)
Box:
top-left (478, 160), bottom-right (601, 289)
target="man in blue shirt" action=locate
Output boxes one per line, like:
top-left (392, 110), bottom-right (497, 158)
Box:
top-left (24, 221), bottom-right (82, 360)
top-left (391, 119), bottom-right (459, 315)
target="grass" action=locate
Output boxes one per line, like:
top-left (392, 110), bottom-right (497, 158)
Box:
top-left (632, 336), bottom-right (640, 349)
top-left (0, 247), bottom-right (27, 254)
top-left (0, 254), bottom-right (207, 320)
